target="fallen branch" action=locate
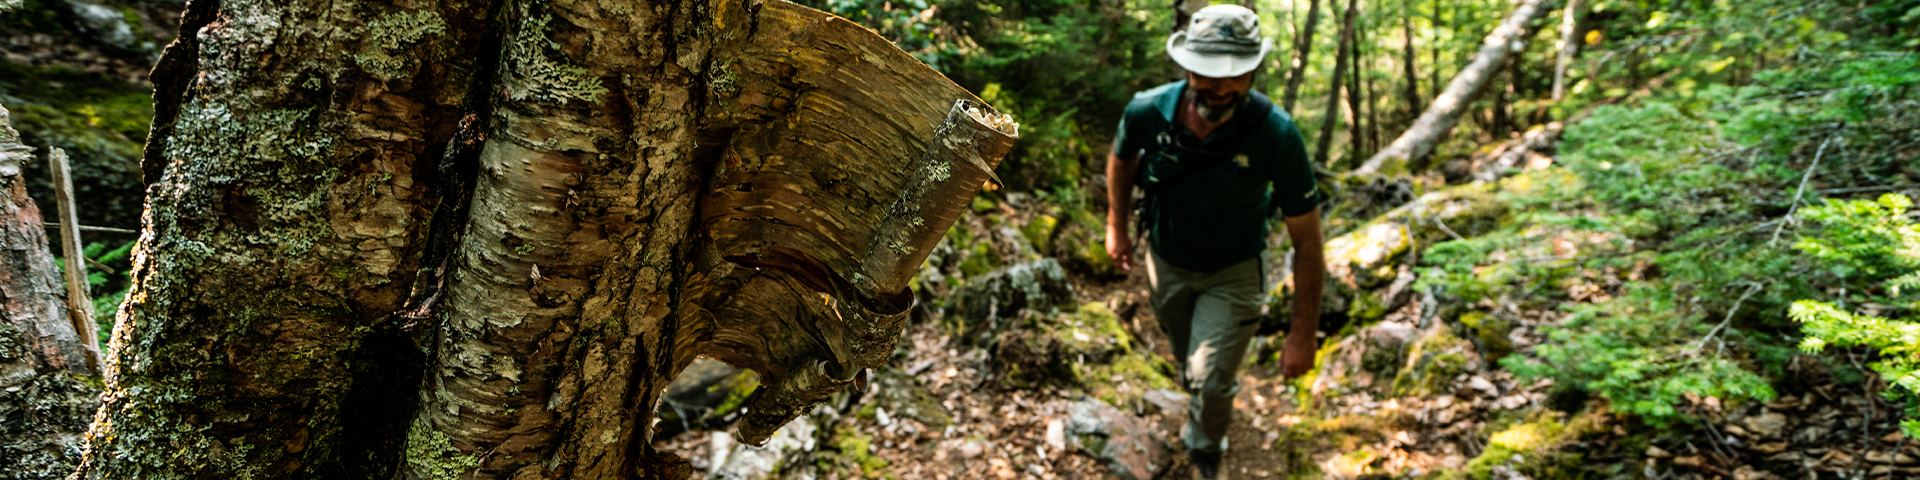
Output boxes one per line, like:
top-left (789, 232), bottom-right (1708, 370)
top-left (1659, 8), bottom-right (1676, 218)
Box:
top-left (1690, 282), bottom-right (1764, 354)
top-left (1771, 135), bottom-right (1839, 245)
top-left (1355, 0), bottom-right (1554, 175)
top-left (43, 222), bottom-right (139, 235)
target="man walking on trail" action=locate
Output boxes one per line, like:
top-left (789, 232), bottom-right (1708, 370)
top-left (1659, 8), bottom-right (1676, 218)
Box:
top-left (1104, 5), bottom-right (1325, 479)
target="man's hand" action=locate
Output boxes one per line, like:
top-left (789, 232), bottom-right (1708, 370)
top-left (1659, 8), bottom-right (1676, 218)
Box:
top-left (1280, 330), bottom-right (1317, 379)
top-left (1105, 224), bottom-right (1134, 272)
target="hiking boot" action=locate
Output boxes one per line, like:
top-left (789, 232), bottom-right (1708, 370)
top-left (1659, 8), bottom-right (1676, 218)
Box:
top-left (1190, 449), bottom-right (1224, 480)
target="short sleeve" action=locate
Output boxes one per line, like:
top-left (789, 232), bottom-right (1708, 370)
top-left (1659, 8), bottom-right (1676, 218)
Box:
top-left (1265, 114), bottom-right (1321, 217)
top-left (1112, 97), bottom-right (1156, 159)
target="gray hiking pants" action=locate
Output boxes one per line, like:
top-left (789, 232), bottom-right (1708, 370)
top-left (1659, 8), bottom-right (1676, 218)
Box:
top-left (1145, 247), bottom-right (1266, 455)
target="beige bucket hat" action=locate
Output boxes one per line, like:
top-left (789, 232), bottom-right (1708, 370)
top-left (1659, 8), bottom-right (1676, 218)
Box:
top-left (1167, 4), bottom-right (1274, 78)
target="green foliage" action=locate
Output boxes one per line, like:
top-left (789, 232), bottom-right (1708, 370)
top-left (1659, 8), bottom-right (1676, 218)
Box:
top-left (1789, 194), bottom-right (1920, 438)
top-left (1504, 283), bottom-right (1776, 424)
top-left (53, 240), bottom-right (134, 349)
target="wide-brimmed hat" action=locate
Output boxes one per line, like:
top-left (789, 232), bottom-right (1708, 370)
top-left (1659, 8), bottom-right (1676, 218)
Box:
top-left (1167, 4), bottom-right (1273, 78)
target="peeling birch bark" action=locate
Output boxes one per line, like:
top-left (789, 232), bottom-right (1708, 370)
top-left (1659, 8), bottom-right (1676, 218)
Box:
top-left (65, 0), bottom-right (1012, 478)
top-left (1355, 0), bottom-right (1552, 176)
top-left (0, 103), bottom-right (101, 480)
top-left (75, 0), bottom-right (495, 477)
top-left (402, 1), bottom-right (1014, 479)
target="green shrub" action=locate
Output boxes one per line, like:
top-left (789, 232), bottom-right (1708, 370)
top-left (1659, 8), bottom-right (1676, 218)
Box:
top-left (1789, 194), bottom-right (1920, 438)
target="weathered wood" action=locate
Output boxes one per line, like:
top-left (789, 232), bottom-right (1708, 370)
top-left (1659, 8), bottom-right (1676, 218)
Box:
top-left (400, 1), bottom-right (1015, 478)
top-left (0, 103), bottom-right (101, 480)
top-left (48, 147), bottom-right (102, 373)
top-left (1355, 0), bottom-right (1552, 175)
top-left (694, 0), bottom-right (1014, 447)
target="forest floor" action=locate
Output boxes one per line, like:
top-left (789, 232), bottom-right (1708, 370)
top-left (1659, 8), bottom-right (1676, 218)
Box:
top-left (655, 129), bottom-right (1920, 480)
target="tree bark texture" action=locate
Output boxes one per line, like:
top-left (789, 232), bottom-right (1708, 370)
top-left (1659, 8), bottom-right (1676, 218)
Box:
top-left (1355, 0), bottom-right (1551, 175)
top-left (73, 1), bottom-right (1014, 479)
top-left (0, 104), bottom-right (101, 480)
top-left (1281, 0), bottom-right (1322, 113)
top-left (1313, 0), bottom-right (1358, 167)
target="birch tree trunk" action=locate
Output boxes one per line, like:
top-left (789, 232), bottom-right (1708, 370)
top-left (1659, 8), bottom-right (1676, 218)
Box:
top-left (1354, 0), bottom-right (1551, 175)
top-left (1282, 0), bottom-right (1323, 113)
top-left (0, 104), bottom-right (101, 480)
top-left (70, 1), bottom-right (1014, 479)
top-left (1552, 0), bottom-right (1581, 101)
top-left (1313, 0), bottom-right (1359, 167)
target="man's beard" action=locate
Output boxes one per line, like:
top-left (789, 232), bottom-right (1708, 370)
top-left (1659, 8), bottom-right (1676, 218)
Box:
top-left (1186, 88), bottom-right (1247, 123)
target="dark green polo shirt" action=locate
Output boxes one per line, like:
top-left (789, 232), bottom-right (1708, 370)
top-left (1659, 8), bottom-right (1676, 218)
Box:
top-left (1113, 80), bottom-right (1319, 273)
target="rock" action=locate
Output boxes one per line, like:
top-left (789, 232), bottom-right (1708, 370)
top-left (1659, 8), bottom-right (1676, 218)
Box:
top-left (1645, 445), bottom-right (1672, 458)
top-left (949, 259), bottom-right (1075, 331)
top-left (62, 0), bottom-right (141, 51)
top-left (713, 415), bottom-right (818, 480)
top-left (1466, 376), bottom-right (1499, 398)
top-left (1066, 397), bottom-right (1169, 480)
top-left (1142, 389), bottom-right (1190, 415)
top-left (860, 366), bottom-right (952, 429)
top-left (655, 357), bottom-right (757, 440)
top-left (957, 439), bottom-right (987, 458)
top-left (1743, 411), bottom-right (1788, 439)
top-left (1045, 418), bottom-right (1066, 451)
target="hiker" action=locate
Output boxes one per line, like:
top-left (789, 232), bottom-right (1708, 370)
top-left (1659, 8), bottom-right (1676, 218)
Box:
top-left (1103, 5), bottom-right (1326, 479)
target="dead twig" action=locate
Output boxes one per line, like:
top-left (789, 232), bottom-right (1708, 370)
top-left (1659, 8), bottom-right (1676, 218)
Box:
top-left (1432, 216), bottom-right (1466, 242)
top-left (43, 222), bottom-right (139, 235)
top-left (1691, 282), bottom-right (1764, 354)
top-left (1771, 134), bottom-right (1839, 246)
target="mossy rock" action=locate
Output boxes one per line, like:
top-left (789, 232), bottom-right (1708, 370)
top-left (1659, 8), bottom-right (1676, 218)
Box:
top-left (1457, 311), bottom-right (1515, 362)
top-left (854, 367), bottom-right (952, 429)
top-left (947, 259), bottom-right (1075, 343)
top-left (1048, 209), bottom-right (1122, 279)
top-left (1441, 409), bottom-right (1607, 480)
top-left (1389, 325), bottom-right (1475, 397)
top-left (825, 426), bottom-right (891, 479)
top-left (989, 303), bottom-right (1175, 407)
top-left (1021, 213), bottom-right (1059, 255)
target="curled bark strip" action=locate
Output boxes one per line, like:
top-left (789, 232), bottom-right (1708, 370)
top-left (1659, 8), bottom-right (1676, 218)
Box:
top-left (693, 1), bottom-right (1017, 447)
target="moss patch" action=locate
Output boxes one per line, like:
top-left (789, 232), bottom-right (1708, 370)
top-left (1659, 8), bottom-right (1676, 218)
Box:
top-left (354, 10), bottom-right (448, 81)
top-left (403, 418), bottom-right (481, 480)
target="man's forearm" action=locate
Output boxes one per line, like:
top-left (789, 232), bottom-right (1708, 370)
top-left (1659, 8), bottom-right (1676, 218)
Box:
top-left (1106, 152), bottom-right (1138, 231)
top-left (1289, 245), bottom-right (1324, 337)
top-left (1284, 209), bottom-right (1326, 338)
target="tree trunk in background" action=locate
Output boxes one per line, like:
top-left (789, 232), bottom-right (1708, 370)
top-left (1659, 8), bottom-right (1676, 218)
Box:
top-left (1553, 0), bottom-right (1581, 100)
top-left (1493, 63), bottom-right (1511, 139)
top-left (71, 1), bottom-right (1013, 479)
top-left (1346, 30), bottom-right (1364, 158)
top-left (1282, 0), bottom-right (1324, 113)
top-left (1314, 0), bottom-right (1359, 167)
top-left (1431, 0), bottom-right (1442, 98)
top-left (1401, 0), bottom-right (1422, 118)
top-left (0, 104), bottom-right (101, 480)
top-left (1354, 0), bottom-right (1551, 175)
top-left (1366, 65), bottom-right (1382, 155)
